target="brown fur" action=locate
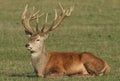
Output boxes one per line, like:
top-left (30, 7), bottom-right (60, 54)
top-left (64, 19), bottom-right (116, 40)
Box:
top-left (41, 52), bottom-right (110, 78)
top-left (80, 52), bottom-right (110, 76)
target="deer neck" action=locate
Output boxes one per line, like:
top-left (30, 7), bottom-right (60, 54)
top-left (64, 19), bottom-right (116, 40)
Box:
top-left (31, 44), bottom-right (46, 57)
top-left (31, 43), bottom-right (48, 74)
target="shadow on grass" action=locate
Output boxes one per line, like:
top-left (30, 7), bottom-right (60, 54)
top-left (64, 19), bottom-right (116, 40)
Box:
top-left (8, 72), bottom-right (38, 78)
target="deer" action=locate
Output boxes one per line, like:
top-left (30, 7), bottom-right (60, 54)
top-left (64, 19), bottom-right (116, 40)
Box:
top-left (21, 4), bottom-right (110, 78)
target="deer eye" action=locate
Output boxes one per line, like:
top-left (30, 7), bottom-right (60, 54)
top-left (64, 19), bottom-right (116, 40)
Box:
top-left (36, 39), bottom-right (40, 41)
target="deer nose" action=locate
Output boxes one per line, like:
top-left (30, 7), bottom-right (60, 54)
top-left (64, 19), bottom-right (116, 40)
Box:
top-left (25, 43), bottom-right (30, 47)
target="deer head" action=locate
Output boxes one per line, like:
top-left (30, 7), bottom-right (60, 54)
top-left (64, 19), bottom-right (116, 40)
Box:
top-left (21, 4), bottom-right (73, 53)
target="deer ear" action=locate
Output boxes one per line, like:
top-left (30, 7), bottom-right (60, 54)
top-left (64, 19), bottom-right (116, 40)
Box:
top-left (25, 30), bottom-right (32, 38)
top-left (44, 34), bottom-right (49, 40)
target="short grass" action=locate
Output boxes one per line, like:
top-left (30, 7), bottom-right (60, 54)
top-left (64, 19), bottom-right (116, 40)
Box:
top-left (0, 0), bottom-right (120, 81)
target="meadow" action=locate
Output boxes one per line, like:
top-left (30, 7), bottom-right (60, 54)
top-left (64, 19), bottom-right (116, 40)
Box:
top-left (0, 0), bottom-right (120, 81)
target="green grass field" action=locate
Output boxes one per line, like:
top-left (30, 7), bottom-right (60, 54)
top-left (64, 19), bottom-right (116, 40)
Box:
top-left (0, 0), bottom-right (120, 81)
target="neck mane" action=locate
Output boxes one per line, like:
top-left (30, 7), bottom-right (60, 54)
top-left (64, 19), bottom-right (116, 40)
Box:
top-left (31, 44), bottom-right (46, 57)
top-left (31, 44), bottom-right (48, 75)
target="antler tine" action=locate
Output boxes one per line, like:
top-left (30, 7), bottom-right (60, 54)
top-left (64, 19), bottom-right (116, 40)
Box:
top-left (54, 9), bottom-right (58, 20)
top-left (38, 13), bottom-right (44, 18)
top-left (41, 10), bottom-right (58, 33)
top-left (41, 13), bottom-right (48, 32)
top-left (48, 9), bottom-right (58, 30)
top-left (42, 3), bottom-right (73, 34)
top-left (65, 6), bottom-right (74, 16)
top-left (22, 4), bottom-right (28, 19)
top-left (29, 6), bottom-right (40, 20)
top-left (35, 13), bottom-right (44, 33)
top-left (35, 15), bottom-right (39, 32)
top-left (21, 4), bottom-right (34, 35)
top-left (45, 13), bottom-right (48, 24)
top-left (59, 3), bottom-right (65, 13)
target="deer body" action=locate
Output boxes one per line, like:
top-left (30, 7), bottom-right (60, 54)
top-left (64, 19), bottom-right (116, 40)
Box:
top-left (44, 52), bottom-right (89, 77)
top-left (21, 4), bottom-right (110, 78)
top-left (31, 51), bottom-right (89, 77)
top-left (27, 34), bottom-right (89, 77)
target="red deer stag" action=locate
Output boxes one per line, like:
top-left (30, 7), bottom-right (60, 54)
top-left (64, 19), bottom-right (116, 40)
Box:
top-left (21, 4), bottom-right (110, 78)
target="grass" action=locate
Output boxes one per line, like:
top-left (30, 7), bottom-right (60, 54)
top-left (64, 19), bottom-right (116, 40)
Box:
top-left (0, 0), bottom-right (120, 81)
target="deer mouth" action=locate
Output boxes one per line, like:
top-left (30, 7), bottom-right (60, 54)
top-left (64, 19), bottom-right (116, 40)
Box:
top-left (30, 51), bottom-right (36, 53)
top-left (28, 48), bottom-right (35, 53)
top-left (26, 47), bottom-right (33, 51)
top-left (26, 47), bottom-right (36, 53)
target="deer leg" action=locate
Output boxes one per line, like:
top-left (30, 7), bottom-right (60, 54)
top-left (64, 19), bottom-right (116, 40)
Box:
top-left (45, 72), bottom-right (66, 78)
top-left (45, 65), bottom-right (67, 78)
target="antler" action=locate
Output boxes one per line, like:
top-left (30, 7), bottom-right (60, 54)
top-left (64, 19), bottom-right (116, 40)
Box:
top-left (21, 4), bottom-right (73, 35)
top-left (21, 4), bottom-right (44, 35)
top-left (41, 3), bottom-right (74, 34)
